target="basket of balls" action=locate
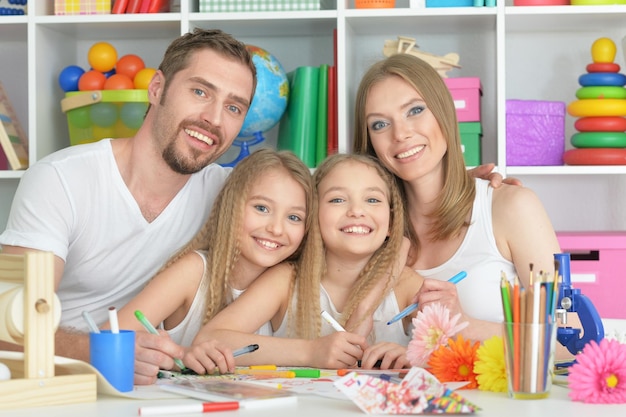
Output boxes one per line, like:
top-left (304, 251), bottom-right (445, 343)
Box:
top-left (58, 41), bottom-right (156, 146)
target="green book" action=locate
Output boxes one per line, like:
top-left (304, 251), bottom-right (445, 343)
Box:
top-left (277, 66), bottom-right (319, 168)
top-left (315, 64), bottom-right (329, 167)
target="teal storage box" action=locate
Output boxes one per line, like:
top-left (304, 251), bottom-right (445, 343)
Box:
top-left (426, 0), bottom-right (473, 6)
top-left (459, 122), bottom-right (481, 166)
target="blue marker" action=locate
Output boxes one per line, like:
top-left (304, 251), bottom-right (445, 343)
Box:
top-left (233, 344), bottom-right (260, 357)
top-left (386, 271), bottom-right (468, 325)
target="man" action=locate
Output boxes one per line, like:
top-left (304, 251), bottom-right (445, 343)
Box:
top-left (0, 29), bottom-right (257, 382)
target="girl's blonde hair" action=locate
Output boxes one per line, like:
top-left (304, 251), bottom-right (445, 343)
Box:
top-left (287, 153), bottom-right (407, 339)
top-left (352, 53), bottom-right (475, 252)
top-left (162, 148), bottom-right (313, 324)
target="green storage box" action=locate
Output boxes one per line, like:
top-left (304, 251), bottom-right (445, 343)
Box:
top-left (459, 122), bottom-right (481, 166)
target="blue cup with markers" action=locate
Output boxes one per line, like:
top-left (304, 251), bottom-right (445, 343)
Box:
top-left (89, 330), bottom-right (135, 392)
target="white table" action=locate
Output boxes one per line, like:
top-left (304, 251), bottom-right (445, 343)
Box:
top-left (7, 383), bottom-right (625, 417)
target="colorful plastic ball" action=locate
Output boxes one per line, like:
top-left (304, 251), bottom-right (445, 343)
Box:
top-left (91, 124), bottom-right (118, 142)
top-left (103, 73), bottom-right (135, 90)
top-left (67, 107), bottom-right (92, 129)
top-left (116, 54), bottom-right (145, 80)
top-left (133, 68), bottom-right (156, 89)
top-left (78, 70), bottom-right (107, 91)
top-left (90, 102), bottom-right (118, 127)
top-left (58, 65), bottom-right (85, 92)
top-left (103, 68), bottom-right (116, 78)
top-left (120, 102), bottom-right (148, 129)
top-left (114, 119), bottom-right (138, 138)
top-left (88, 42), bottom-right (118, 73)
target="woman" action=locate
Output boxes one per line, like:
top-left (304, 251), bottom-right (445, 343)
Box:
top-left (353, 53), bottom-right (561, 341)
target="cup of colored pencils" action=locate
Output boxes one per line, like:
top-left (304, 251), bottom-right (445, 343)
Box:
top-left (500, 270), bottom-right (559, 399)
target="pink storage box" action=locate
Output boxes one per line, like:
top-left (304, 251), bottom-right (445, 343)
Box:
top-left (444, 77), bottom-right (482, 123)
top-left (557, 231), bottom-right (626, 319)
top-left (506, 99), bottom-right (565, 166)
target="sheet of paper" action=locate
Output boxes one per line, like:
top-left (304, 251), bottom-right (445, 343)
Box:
top-left (0, 351), bottom-right (180, 399)
top-left (333, 367), bottom-right (480, 415)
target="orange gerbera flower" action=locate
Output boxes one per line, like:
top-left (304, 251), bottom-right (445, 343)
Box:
top-left (427, 335), bottom-right (480, 389)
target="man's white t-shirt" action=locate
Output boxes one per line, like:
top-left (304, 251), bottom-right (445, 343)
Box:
top-left (0, 139), bottom-right (230, 331)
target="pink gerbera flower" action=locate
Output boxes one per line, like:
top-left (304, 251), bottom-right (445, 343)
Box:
top-left (406, 302), bottom-right (469, 367)
top-left (568, 338), bottom-right (626, 404)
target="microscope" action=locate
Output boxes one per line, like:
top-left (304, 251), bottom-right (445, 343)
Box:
top-left (554, 253), bottom-right (604, 356)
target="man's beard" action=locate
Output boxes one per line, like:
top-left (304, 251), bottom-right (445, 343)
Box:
top-left (162, 141), bottom-right (211, 175)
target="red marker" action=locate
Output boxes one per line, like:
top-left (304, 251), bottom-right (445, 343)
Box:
top-left (138, 401), bottom-right (239, 415)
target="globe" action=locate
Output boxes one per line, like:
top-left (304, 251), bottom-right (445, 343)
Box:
top-left (221, 45), bottom-right (289, 167)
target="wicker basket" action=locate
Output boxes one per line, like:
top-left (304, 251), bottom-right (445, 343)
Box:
top-left (355, 0), bottom-right (395, 8)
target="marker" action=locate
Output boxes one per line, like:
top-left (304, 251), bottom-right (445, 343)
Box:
top-left (357, 359), bottom-right (383, 368)
top-left (289, 368), bottom-right (320, 378)
top-left (385, 303), bottom-right (419, 326)
top-left (82, 310), bottom-right (100, 334)
top-left (321, 310), bottom-right (345, 332)
top-left (337, 368), bottom-right (409, 377)
top-left (234, 369), bottom-right (296, 378)
top-left (138, 401), bottom-right (239, 415)
top-left (233, 344), bottom-right (259, 357)
top-left (156, 370), bottom-right (177, 379)
top-left (447, 270), bottom-right (468, 285)
top-left (386, 271), bottom-right (468, 325)
top-left (134, 310), bottom-right (186, 371)
top-left (379, 373), bottom-right (403, 384)
top-left (108, 306), bottom-right (119, 334)
top-left (250, 365), bottom-right (277, 370)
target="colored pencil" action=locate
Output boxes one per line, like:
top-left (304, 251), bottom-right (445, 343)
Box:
top-left (529, 280), bottom-right (541, 392)
top-left (518, 286), bottom-right (526, 393)
top-left (500, 274), bottom-right (514, 350)
top-left (512, 277), bottom-right (520, 392)
top-left (538, 283), bottom-right (547, 391)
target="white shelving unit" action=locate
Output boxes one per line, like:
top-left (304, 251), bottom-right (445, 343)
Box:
top-left (1, 1), bottom-right (626, 232)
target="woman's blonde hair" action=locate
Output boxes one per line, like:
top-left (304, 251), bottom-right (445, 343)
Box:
top-left (287, 153), bottom-right (406, 339)
top-left (161, 148), bottom-right (313, 324)
top-left (352, 53), bottom-right (474, 251)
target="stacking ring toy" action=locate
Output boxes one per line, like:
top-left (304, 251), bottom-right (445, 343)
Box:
top-left (576, 86), bottom-right (626, 100)
top-left (575, 116), bottom-right (626, 132)
top-left (564, 148), bottom-right (626, 165)
top-left (568, 99), bottom-right (626, 117)
top-left (586, 63), bottom-right (620, 73)
top-left (571, 132), bottom-right (626, 148)
top-left (579, 72), bottom-right (626, 87)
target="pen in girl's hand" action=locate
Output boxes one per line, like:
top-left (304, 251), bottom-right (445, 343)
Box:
top-left (321, 310), bottom-right (346, 332)
top-left (134, 310), bottom-right (187, 371)
top-left (233, 344), bottom-right (260, 357)
top-left (386, 271), bottom-right (468, 325)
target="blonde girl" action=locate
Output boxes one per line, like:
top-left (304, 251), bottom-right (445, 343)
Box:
top-left (186, 153), bottom-right (424, 371)
top-left (108, 148), bottom-right (314, 383)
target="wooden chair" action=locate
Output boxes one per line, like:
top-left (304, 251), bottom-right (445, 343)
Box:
top-left (0, 251), bottom-right (96, 410)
